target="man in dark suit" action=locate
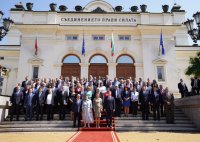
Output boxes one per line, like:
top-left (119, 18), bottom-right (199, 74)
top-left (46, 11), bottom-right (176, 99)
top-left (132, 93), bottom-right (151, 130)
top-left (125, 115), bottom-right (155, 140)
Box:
top-left (112, 84), bottom-right (122, 117)
top-left (45, 85), bottom-right (54, 120)
top-left (21, 76), bottom-right (29, 88)
top-left (139, 85), bottom-right (150, 120)
top-left (24, 88), bottom-right (36, 121)
top-left (10, 85), bottom-right (23, 121)
top-left (150, 86), bottom-right (162, 121)
top-left (104, 90), bottom-right (115, 128)
top-left (58, 86), bottom-right (69, 120)
top-left (191, 77), bottom-right (200, 95)
top-left (35, 87), bottom-right (45, 120)
top-left (72, 94), bottom-right (82, 128)
top-left (178, 79), bottom-right (188, 98)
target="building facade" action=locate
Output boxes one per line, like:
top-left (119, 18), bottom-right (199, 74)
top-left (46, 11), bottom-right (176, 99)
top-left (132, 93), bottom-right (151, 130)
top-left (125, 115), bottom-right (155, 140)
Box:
top-left (0, 0), bottom-right (200, 96)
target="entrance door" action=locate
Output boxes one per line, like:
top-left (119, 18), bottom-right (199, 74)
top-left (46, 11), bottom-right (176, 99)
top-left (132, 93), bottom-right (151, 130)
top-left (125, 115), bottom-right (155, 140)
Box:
top-left (89, 64), bottom-right (108, 78)
top-left (61, 55), bottom-right (81, 79)
top-left (116, 64), bottom-right (135, 79)
top-left (116, 55), bottom-right (135, 79)
top-left (61, 63), bottom-right (80, 79)
top-left (89, 54), bottom-right (108, 78)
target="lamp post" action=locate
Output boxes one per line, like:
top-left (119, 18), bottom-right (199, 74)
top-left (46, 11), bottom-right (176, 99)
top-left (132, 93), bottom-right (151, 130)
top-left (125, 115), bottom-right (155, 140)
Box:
top-left (0, 10), bottom-right (14, 41)
top-left (183, 12), bottom-right (200, 45)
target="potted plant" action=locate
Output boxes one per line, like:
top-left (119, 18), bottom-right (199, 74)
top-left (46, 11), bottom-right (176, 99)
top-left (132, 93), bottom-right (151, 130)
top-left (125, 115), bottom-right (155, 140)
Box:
top-left (162, 5), bottom-right (169, 13)
top-left (140, 4), bottom-right (147, 12)
top-left (49, 3), bottom-right (57, 11)
top-left (59, 5), bottom-right (67, 11)
top-left (130, 6), bottom-right (138, 12)
top-left (75, 5), bottom-right (82, 12)
top-left (115, 6), bottom-right (123, 12)
top-left (26, 2), bottom-right (33, 11)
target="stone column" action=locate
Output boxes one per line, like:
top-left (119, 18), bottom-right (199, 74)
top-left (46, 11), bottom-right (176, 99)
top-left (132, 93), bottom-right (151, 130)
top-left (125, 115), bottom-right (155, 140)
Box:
top-left (80, 63), bottom-right (90, 79)
top-left (107, 63), bottom-right (117, 80)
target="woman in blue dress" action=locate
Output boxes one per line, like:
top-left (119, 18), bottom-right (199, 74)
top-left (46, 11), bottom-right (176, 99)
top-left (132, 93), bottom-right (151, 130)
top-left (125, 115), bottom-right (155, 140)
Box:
top-left (123, 87), bottom-right (131, 117)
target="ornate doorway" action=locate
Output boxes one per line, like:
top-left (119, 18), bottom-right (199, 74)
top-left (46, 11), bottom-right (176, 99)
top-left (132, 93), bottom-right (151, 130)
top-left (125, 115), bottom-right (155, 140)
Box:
top-left (89, 54), bottom-right (108, 78)
top-left (61, 55), bottom-right (81, 79)
top-left (116, 55), bottom-right (135, 79)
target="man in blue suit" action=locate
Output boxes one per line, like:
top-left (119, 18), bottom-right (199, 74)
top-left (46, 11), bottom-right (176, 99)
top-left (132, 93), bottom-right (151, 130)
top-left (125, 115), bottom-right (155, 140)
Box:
top-left (24, 88), bottom-right (36, 121)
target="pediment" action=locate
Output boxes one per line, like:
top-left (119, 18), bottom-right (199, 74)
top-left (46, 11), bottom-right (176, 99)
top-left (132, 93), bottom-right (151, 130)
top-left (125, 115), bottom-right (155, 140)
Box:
top-left (28, 57), bottom-right (44, 65)
top-left (152, 58), bottom-right (167, 64)
top-left (83, 0), bottom-right (114, 12)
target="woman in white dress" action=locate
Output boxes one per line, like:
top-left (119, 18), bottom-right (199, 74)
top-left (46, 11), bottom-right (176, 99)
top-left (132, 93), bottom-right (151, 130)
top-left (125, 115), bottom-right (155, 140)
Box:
top-left (82, 94), bottom-right (94, 127)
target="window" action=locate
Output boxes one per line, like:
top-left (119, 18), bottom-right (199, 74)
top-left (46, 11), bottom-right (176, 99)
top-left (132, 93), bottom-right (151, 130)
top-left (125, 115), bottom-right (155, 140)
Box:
top-left (92, 35), bottom-right (105, 40)
top-left (157, 66), bottom-right (165, 82)
top-left (117, 55), bottom-right (134, 63)
top-left (119, 35), bottom-right (131, 41)
top-left (65, 35), bottom-right (78, 40)
top-left (33, 66), bottom-right (39, 79)
top-left (63, 55), bottom-right (80, 63)
top-left (90, 55), bottom-right (107, 63)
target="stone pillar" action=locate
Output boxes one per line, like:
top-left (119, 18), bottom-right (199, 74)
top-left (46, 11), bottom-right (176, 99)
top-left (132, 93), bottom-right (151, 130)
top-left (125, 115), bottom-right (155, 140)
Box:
top-left (107, 63), bottom-right (117, 80)
top-left (134, 62), bottom-right (144, 80)
top-left (80, 63), bottom-right (89, 79)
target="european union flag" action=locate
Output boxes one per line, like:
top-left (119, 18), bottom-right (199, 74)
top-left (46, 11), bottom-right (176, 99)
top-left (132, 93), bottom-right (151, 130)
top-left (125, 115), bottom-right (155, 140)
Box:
top-left (160, 30), bottom-right (165, 55)
top-left (82, 33), bottom-right (85, 56)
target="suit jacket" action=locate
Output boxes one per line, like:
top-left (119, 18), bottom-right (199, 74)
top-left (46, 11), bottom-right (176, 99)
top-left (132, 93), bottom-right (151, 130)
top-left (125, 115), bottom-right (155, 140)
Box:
top-left (112, 88), bottom-right (122, 99)
top-left (178, 82), bottom-right (188, 93)
top-left (35, 91), bottom-right (45, 106)
top-left (72, 99), bottom-right (82, 113)
top-left (104, 96), bottom-right (115, 111)
top-left (24, 93), bottom-right (36, 107)
top-left (150, 90), bottom-right (162, 105)
top-left (139, 90), bottom-right (150, 104)
top-left (58, 90), bottom-right (68, 105)
top-left (10, 90), bottom-right (23, 105)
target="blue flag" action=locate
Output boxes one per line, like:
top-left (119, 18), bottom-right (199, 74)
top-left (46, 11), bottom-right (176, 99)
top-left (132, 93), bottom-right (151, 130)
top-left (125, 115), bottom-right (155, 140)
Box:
top-left (82, 33), bottom-right (85, 56)
top-left (160, 30), bottom-right (165, 55)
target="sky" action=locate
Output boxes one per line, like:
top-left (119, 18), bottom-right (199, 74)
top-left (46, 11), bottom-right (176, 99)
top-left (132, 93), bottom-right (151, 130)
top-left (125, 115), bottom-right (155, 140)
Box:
top-left (0, 0), bottom-right (200, 44)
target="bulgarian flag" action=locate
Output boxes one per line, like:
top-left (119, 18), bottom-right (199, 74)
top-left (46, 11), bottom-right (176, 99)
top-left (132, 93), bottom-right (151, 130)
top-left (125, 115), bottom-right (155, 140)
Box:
top-left (35, 36), bottom-right (38, 56)
top-left (111, 33), bottom-right (115, 56)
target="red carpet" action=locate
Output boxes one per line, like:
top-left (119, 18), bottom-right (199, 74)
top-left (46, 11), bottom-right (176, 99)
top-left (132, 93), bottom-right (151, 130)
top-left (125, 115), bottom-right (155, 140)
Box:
top-left (67, 131), bottom-right (120, 142)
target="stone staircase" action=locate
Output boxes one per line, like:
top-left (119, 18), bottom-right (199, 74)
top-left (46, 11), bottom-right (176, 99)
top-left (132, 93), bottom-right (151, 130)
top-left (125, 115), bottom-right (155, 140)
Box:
top-left (0, 113), bottom-right (76, 132)
top-left (115, 108), bottom-right (199, 132)
top-left (0, 108), bottom-right (199, 132)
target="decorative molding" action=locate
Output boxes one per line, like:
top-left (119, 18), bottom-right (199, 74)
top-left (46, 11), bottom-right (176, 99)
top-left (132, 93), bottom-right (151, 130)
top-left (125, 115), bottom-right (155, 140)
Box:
top-left (152, 58), bottom-right (167, 64)
top-left (28, 57), bottom-right (44, 65)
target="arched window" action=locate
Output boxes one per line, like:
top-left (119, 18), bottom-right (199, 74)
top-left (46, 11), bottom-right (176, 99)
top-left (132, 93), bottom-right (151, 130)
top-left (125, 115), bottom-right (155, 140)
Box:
top-left (117, 55), bottom-right (134, 64)
top-left (90, 55), bottom-right (107, 63)
top-left (63, 55), bottom-right (80, 63)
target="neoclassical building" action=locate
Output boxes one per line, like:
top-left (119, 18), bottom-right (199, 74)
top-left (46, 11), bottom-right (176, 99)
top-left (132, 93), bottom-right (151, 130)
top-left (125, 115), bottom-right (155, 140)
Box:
top-left (0, 0), bottom-right (200, 96)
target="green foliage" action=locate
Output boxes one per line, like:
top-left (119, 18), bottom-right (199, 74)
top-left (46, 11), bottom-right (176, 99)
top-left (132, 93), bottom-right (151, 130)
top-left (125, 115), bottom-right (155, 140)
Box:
top-left (185, 51), bottom-right (200, 77)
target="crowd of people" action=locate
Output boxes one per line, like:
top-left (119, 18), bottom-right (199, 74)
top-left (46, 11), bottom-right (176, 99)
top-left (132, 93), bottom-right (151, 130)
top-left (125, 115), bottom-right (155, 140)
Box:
top-left (10, 75), bottom-right (175, 128)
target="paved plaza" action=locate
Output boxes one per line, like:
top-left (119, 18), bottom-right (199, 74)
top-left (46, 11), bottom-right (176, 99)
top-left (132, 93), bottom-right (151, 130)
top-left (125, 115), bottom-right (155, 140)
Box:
top-left (0, 132), bottom-right (199, 142)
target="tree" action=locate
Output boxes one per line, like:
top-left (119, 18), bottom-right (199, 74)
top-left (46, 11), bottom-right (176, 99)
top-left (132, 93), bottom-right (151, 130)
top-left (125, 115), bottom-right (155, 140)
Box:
top-left (185, 51), bottom-right (200, 77)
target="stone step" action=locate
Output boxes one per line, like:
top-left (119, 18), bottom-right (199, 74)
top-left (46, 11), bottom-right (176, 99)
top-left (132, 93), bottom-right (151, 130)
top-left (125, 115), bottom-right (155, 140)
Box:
top-left (0, 127), bottom-right (77, 132)
top-left (115, 117), bottom-right (190, 120)
top-left (1, 120), bottom-right (73, 124)
top-left (115, 127), bottom-right (199, 132)
top-left (0, 123), bottom-right (73, 129)
top-left (115, 120), bottom-right (194, 124)
top-left (6, 114), bottom-right (71, 118)
top-left (115, 123), bottom-right (196, 128)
